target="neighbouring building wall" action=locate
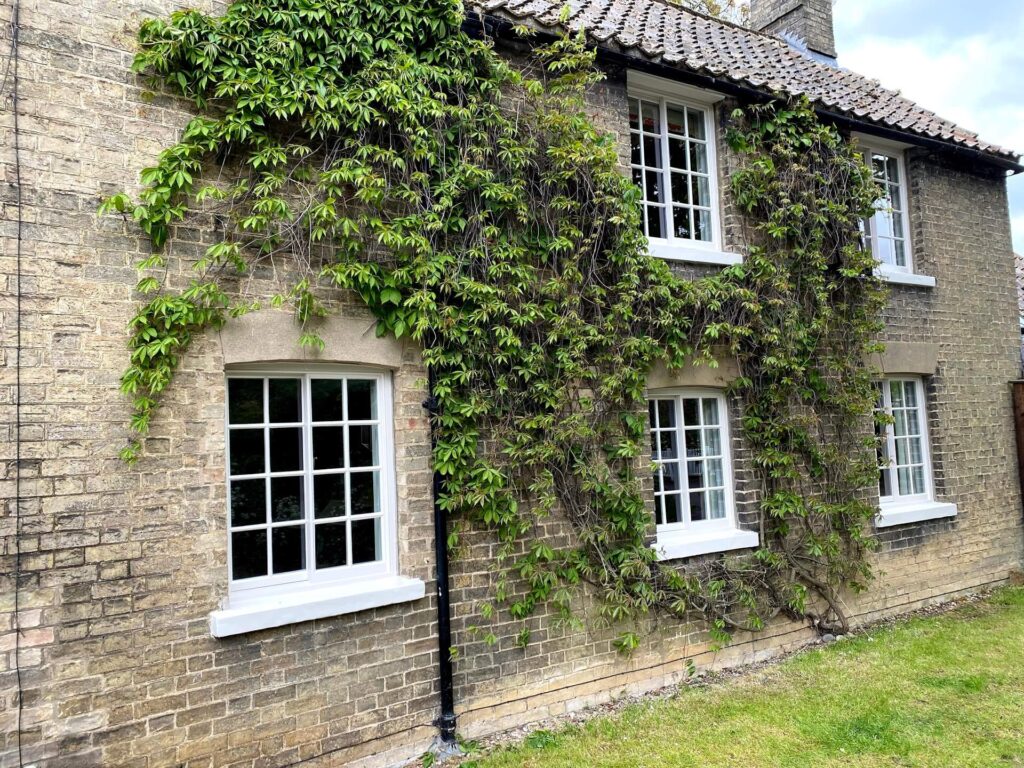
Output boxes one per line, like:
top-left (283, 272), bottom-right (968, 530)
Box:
top-left (1, 4), bottom-right (1022, 768)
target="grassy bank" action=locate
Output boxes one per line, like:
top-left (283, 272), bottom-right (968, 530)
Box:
top-left (465, 588), bottom-right (1024, 767)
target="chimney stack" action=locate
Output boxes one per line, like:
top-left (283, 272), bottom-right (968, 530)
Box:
top-left (749, 0), bottom-right (837, 60)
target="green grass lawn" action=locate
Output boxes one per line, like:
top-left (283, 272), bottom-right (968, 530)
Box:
top-left (466, 589), bottom-right (1024, 768)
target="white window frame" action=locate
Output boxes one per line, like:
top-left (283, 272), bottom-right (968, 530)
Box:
top-left (647, 388), bottom-right (758, 559)
top-left (210, 365), bottom-right (424, 637)
top-left (627, 71), bottom-right (741, 267)
top-left (856, 134), bottom-right (935, 288)
top-left (875, 376), bottom-right (957, 528)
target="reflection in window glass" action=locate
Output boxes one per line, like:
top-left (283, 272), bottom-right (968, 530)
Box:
top-left (628, 96), bottom-right (714, 245)
top-left (647, 393), bottom-right (732, 528)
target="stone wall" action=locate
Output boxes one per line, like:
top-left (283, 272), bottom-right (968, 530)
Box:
top-left (1, 3), bottom-right (1022, 767)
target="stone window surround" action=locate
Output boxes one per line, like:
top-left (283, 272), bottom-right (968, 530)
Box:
top-left (869, 342), bottom-right (958, 528)
top-left (646, 355), bottom-right (759, 559)
top-left (209, 312), bottom-right (425, 638)
top-left (627, 70), bottom-right (743, 268)
top-left (854, 132), bottom-right (937, 289)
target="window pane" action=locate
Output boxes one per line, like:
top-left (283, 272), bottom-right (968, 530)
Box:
top-left (690, 491), bottom-right (706, 521)
top-left (875, 234), bottom-right (894, 265)
top-left (232, 530), bottom-right (267, 580)
top-left (668, 137), bottom-right (686, 169)
top-left (894, 239), bottom-right (907, 267)
top-left (645, 170), bottom-right (664, 203)
top-left (658, 429), bottom-right (678, 461)
top-left (704, 427), bottom-right (721, 456)
top-left (315, 522), bottom-right (347, 569)
top-left (631, 132), bottom-right (641, 165)
top-left (663, 493), bottom-right (682, 525)
top-left (228, 379), bottom-right (263, 424)
top-left (349, 471), bottom-right (380, 516)
top-left (895, 437), bottom-right (910, 467)
top-left (349, 425), bottom-right (378, 467)
top-left (666, 105), bottom-right (686, 135)
top-left (912, 465), bottom-right (926, 495)
top-left (687, 108), bottom-right (706, 140)
top-left (272, 526), bottom-right (305, 574)
top-left (707, 489), bottom-right (726, 520)
top-left (229, 429), bottom-right (264, 476)
top-left (898, 466), bottom-right (911, 496)
top-left (646, 206), bottom-right (665, 239)
top-left (909, 437), bottom-right (923, 464)
top-left (875, 210), bottom-right (894, 240)
top-left (661, 461), bottom-right (680, 493)
top-left (694, 209), bottom-right (712, 242)
top-left (893, 409), bottom-right (909, 438)
top-left (671, 172), bottom-right (689, 206)
top-left (351, 518), bottom-right (382, 564)
top-left (879, 466), bottom-right (892, 497)
top-left (682, 398), bottom-right (700, 426)
top-left (685, 430), bottom-right (702, 458)
top-left (311, 379), bottom-right (344, 422)
top-left (903, 381), bottom-right (919, 408)
top-left (314, 474), bottom-right (346, 519)
top-left (270, 427), bottom-right (303, 472)
top-left (702, 398), bottom-right (719, 425)
top-left (348, 379), bottom-right (377, 421)
top-left (230, 478), bottom-right (266, 527)
top-left (313, 426), bottom-right (345, 469)
top-left (691, 175), bottom-right (710, 208)
top-left (643, 136), bottom-right (662, 169)
top-left (872, 154), bottom-right (889, 180)
top-left (687, 460), bottom-right (704, 489)
top-left (706, 458), bottom-right (723, 487)
top-left (628, 98), bottom-right (640, 131)
top-left (271, 476), bottom-right (303, 522)
top-left (657, 400), bottom-right (675, 429)
top-left (689, 142), bottom-right (708, 174)
top-left (641, 101), bottom-right (659, 132)
top-left (268, 378), bottom-right (300, 423)
top-left (890, 381), bottom-right (905, 408)
top-left (672, 206), bottom-right (692, 240)
top-left (887, 157), bottom-right (900, 184)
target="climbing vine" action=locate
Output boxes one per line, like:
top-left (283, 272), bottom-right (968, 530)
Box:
top-left (102, 0), bottom-right (886, 649)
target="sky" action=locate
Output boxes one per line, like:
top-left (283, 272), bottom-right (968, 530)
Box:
top-left (830, 0), bottom-right (1024, 255)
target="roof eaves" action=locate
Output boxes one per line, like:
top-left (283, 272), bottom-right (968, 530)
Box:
top-left (467, 2), bottom-right (1022, 170)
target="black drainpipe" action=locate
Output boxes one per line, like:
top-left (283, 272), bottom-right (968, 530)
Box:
top-left (423, 363), bottom-right (458, 743)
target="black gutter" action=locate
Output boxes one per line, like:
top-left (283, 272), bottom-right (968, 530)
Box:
top-left (422, 365), bottom-right (458, 744)
top-left (463, 12), bottom-right (1024, 176)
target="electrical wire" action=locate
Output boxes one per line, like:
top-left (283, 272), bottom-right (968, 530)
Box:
top-left (6, 1), bottom-right (25, 764)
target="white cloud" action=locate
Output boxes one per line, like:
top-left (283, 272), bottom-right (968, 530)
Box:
top-left (832, 0), bottom-right (887, 31)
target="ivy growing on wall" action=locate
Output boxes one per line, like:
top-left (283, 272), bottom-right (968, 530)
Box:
top-left (102, 0), bottom-right (886, 649)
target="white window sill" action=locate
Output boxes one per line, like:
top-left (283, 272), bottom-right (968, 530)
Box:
top-left (875, 267), bottom-right (936, 288)
top-left (209, 575), bottom-right (426, 638)
top-left (876, 500), bottom-right (957, 529)
top-left (652, 527), bottom-right (760, 561)
top-left (649, 241), bottom-right (743, 266)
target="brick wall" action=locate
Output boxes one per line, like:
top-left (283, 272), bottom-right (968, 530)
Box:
top-left (749, 0), bottom-right (837, 58)
top-left (1, 3), bottom-right (1021, 767)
